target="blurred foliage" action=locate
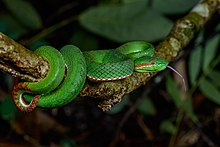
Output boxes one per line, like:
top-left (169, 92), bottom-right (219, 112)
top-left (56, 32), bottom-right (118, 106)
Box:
top-left (0, 0), bottom-right (219, 146)
top-left (2, 0), bottom-right (42, 29)
top-left (0, 98), bottom-right (18, 121)
top-left (160, 120), bottom-right (177, 135)
top-left (189, 30), bottom-right (220, 105)
top-left (79, 1), bottom-right (173, 42)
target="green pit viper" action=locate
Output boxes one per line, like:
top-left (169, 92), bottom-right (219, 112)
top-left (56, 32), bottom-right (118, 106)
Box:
top-left (12, 41), bottom-right (171, 112)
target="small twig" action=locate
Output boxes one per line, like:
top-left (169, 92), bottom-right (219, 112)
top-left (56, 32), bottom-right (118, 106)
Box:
top-left (188, 122), bottom-right (219, 147)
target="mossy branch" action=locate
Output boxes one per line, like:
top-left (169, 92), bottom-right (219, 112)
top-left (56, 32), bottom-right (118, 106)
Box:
top-left (0, 0), bottom-right (219, 111)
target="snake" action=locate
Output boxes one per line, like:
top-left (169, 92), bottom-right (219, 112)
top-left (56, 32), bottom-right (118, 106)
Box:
top-left (12, 41), bottom-right (169, 112)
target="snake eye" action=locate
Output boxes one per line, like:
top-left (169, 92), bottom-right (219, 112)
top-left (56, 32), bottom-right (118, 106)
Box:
top-left (151, 61), bottom-right (156, 65)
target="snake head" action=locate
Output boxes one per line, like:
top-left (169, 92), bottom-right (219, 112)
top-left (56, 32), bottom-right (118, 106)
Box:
top-left (134, 56), bottom-right (169, 72)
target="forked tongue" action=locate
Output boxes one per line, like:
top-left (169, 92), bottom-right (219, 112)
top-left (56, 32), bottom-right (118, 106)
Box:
top-left (167, 65), bottom-right (186, 92)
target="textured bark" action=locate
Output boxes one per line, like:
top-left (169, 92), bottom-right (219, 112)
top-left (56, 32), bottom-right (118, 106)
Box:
top-left (0, 33), bottom-right (49, 82)
top-left (0, 0), bottom-right (219, 111)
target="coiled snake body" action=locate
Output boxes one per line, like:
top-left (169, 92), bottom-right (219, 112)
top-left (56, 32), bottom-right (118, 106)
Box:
top-left (12, 41), bottom-right (168, 112)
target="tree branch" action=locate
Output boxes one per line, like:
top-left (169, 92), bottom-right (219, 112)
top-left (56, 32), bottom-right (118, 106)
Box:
top-left (0, 0), bottom-right (219, 111)
top-left (81, 0), bottom-right (220, 110)
top-left (0, 33), bottom-right (49, 82)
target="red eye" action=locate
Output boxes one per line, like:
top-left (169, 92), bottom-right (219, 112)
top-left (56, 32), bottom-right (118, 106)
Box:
top-left (151, 61), bottom-right (156, 65)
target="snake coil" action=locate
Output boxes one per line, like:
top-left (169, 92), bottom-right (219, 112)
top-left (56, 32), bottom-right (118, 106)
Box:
top-left (13, 45), bottom-right (86, 112)
top-left (12, 41), bottom-right (169, 112)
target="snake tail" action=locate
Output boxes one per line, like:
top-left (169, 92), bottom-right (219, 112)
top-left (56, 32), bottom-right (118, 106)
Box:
top-left (12, 83), bottom-right (40, 112)
top-left (23, 45), bottom-right (87, 108)
top-left (12, 46), bottom-right (66, 111)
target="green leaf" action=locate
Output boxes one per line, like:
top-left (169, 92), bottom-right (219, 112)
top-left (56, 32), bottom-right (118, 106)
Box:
top-left (137, 96), bottom-right (156, 115)
top-left (59, 138), bottom-right (77, 147)
top-left (152, 0), bottom-right (200, 14)
top-left (208, 70), bottom-right (220, 88)
top-left (166, 76), bottom-right (182, 107)
top-left (166, 76), bottom-right (198, 122)
top-left (69, 29), bottom-right (99, 51)
top-left (189, 46), bottom-right (202, 85)
top-left (160, 120), bottom-right (177, 135)
top-left (79, 2), bottom-right (173, 42)
top-left (203, 34), bottom-right (220, 70)
top-left (215, 22), bottom-right (220, 31)
top-left (30, 39), bottom-right (49, 51)
top-left (199, 79), bottom-right (220, 105)
top-left (122, 0), bottom-right (149, 4)
top-left (0, 98), bottom-right (18, 121)
top-left (182, 96), bottom-right (198, 123)
top-left (0, 14), bottom-right (28, 39)
top-left (3, 0), bottom-right (42, 29)
top-left (195, 29), bottom-right (205, 45)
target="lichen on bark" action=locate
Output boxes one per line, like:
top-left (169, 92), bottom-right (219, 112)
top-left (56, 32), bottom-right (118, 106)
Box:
top-left (0, 33), bottom-right (49, 81)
